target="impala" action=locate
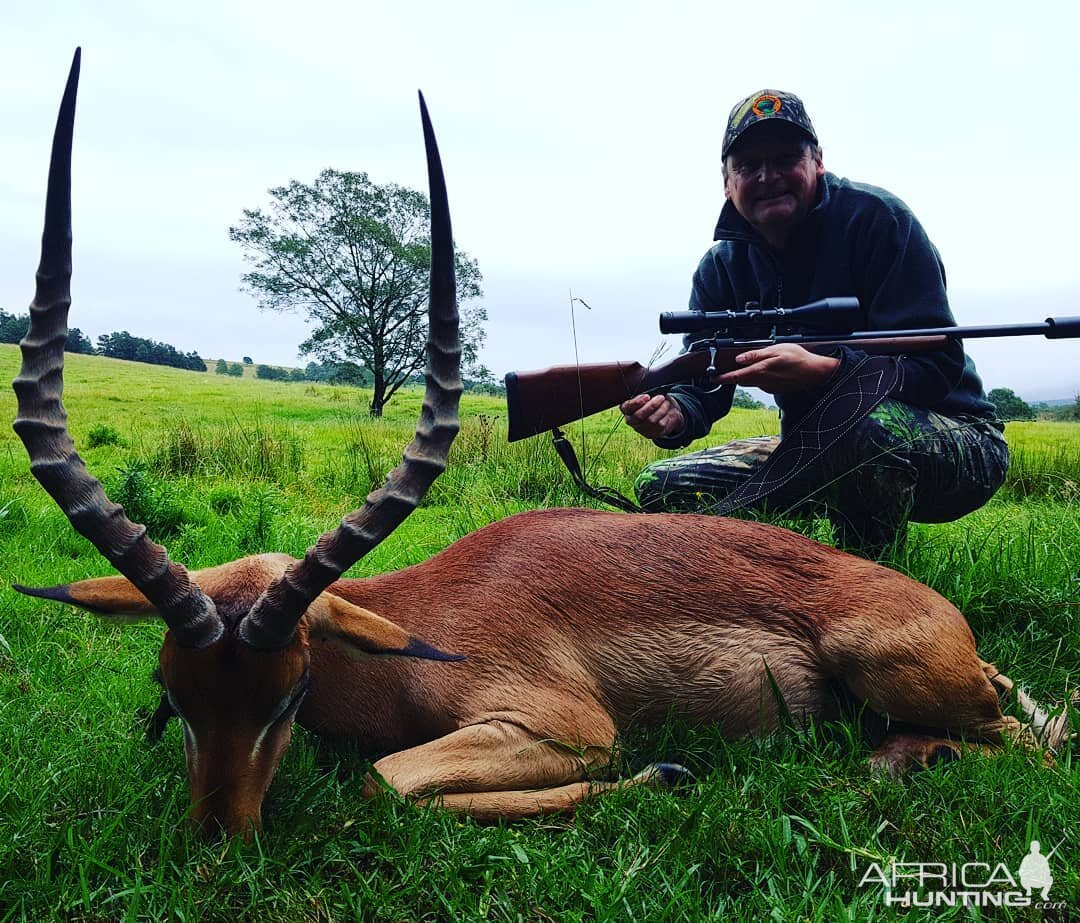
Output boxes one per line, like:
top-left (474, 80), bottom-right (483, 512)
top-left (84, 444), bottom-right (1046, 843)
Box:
top-left (12, 51), bottom-right (1072, 839)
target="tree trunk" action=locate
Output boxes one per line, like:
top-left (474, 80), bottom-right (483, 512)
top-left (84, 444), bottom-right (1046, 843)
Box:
top-left (369, 371), bottom-right (385, 417)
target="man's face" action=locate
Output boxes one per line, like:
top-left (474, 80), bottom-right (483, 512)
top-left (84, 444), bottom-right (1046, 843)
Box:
top-left (723, 126), bottom-right (824, 247)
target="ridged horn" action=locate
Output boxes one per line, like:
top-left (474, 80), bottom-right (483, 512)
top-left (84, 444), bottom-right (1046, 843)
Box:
top-left (11, 49), bottom-right (223, 649)
top-left (238, 91), bottom-right (462, 650)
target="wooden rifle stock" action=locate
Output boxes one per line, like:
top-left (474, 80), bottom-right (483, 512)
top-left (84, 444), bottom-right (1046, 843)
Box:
top-left (504, 335), bottom-right (948, 442)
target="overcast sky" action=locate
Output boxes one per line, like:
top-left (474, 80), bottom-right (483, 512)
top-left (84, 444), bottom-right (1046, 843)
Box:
top-left (2, 1), bottom-right (1078, 401)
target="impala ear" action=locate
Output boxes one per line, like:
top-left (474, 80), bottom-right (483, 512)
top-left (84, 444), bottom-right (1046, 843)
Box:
top-left (13, 576), bottom-right (158, 621)
top-left (306, 594), bottom-right (465, 662)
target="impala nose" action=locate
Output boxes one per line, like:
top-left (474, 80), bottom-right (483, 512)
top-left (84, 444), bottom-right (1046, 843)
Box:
top-left (189, 789), bottom-right (264, 842)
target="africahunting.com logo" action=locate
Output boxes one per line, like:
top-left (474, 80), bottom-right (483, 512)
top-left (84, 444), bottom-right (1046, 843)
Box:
top-left (858, 840), bottom-right (1066, 910)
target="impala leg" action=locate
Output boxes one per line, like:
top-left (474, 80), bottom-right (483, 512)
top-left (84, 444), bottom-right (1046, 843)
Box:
top-left (830, 642), bottom-right (1009, 738)
top-left (368, 719), bottom-right (611, 803)
top-left (422, 766), bottom-right (686, 822)
top-left (869, 732), bottom-right (964, 775)
top-left (869, 715), bottom-right (1048, 775)
top-left (868, 663), bottom-right (1066, 774)
top-left (365, 718), bottom-right (675, 820)
top-left (820, 612), bottom-right (1029, 774)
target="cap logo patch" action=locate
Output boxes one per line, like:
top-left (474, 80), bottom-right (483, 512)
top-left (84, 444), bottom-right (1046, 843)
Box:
top-left (751, 94), bottom-right (782, 118)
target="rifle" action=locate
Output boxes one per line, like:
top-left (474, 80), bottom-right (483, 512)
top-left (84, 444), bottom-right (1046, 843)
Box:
top-left (504, 297), bottom-right (1080, 442)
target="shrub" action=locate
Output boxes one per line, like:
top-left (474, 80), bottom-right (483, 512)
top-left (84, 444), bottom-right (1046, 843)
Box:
top-left (86, 423), bottom-right (124, 448)
top-left (207, 485), bottom-right (243, 514)
top-left (108, 461), bottom-right (197, 538)
top-left (236, 485), bottom-right (283, 553)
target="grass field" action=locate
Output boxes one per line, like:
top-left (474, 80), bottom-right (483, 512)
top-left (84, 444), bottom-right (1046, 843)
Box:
top-left (1, 343), bottom-right (1078, 921)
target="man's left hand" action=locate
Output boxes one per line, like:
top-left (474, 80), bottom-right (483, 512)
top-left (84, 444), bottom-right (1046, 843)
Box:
top-left (714, 344), bottom-right (839, 394)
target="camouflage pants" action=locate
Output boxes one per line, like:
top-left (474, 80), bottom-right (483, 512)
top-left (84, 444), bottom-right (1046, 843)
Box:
top-left (634, 400), bottom-right (1009, 557)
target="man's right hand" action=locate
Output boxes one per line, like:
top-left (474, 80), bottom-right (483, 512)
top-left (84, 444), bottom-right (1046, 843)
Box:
top-left (620, 393), bottom-right (686, 439)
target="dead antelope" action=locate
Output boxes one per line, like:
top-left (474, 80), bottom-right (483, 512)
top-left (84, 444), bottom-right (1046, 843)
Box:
top-left (13, 52), bottom-right (1072, 840)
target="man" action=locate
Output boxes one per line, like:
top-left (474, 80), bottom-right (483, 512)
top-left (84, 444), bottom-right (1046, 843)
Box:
top-left (621, 90), bottom-right (1007, 556)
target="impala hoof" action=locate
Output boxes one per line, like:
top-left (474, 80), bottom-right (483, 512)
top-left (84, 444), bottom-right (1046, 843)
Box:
top-left (637, 763), bottom-right (694, 788)
top-left (870, 734), bottom-right (962, 776)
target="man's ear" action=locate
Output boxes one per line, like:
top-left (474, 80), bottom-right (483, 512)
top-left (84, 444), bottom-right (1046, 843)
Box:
top-left (306, 594), bottom-right (465, 662)
top-left (13, 576), bottom-right (157, 621)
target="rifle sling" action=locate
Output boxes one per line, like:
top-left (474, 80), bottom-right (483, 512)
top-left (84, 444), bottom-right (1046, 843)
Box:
top-left (550, 354), bottom-right (902, 518)
top-left (708, 354), bottom-right (903, 515)
top-left (550, 428), bottom-right (645, 513)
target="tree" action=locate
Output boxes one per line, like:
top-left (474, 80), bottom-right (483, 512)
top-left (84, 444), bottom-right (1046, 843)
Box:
top-left (1041, 395), bottom-right (1080, 421)
top-left (732, 388), bottom-right (765, 410)
top-left (65, 327), bottom-right (95, 354)
top-left (462, 365), bottom-right (504, 396)
top-left (303, 359), bottom-right (371, 386)
top-left (0, 309), bottom-right (26, 344)
top-left (255, 364), bottom-right (290, 381)
top-left (231, 169), bottom-right (485, 416)
top-left (97, 330), bottom-right (207, 371)
top-left (987, 387), bottom-right (1035, 421)
top-left (215, 358), bottom-right (229, 374)
top-left (1, 309), bottom-right (93, 354)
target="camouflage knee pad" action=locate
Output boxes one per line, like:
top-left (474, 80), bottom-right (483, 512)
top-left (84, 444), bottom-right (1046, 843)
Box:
top-left (634, 436), bottom-right (780, 512)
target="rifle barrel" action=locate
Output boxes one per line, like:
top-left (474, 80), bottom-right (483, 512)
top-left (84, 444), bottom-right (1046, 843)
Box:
top-left (765, 316), bottom-right (1079, 344)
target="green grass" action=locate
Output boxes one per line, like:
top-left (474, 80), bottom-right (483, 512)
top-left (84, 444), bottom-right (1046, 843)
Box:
top-left (1, 343), bottom-right (1078, 921)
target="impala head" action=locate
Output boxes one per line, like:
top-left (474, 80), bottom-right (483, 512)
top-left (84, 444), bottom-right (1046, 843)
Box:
top-left (11, 50), bottom-right (463, 839)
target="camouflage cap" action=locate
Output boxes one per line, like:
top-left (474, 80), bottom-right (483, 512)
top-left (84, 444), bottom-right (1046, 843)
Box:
top-left (722, 90), bottom-right (818, 157)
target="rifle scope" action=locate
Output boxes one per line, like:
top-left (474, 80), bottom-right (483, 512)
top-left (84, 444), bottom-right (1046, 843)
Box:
top-left (659, 297), bottom-right (861, 335)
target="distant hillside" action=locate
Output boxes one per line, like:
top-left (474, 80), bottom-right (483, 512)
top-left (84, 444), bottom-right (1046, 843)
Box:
top-left (0, 343), bottom-right (508, 435)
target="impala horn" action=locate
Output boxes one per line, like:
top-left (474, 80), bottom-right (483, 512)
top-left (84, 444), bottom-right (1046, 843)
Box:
top-left (12, 49), bottom-right (223, 649)
top-left (238, 92), bottom-right (462, 650)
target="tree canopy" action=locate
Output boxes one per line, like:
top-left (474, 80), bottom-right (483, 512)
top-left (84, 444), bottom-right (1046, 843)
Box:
top-left (732, 388), bottom-right (765, 410)
top-left (4, 309), bottom-right (201, 370)
top-left (1, 309), bottom-right (93, 354)
top-left (96, 331), bottom-right (207, 372)
top-left (987, 387), bottom-right (1035, 421)
top-left (230, 169), bottom-right (485, 416)
top-left (255, 364), bottom-right (291, 381)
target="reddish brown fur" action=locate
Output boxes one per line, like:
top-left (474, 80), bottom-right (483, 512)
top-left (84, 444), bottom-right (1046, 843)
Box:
top-left (44, 507), bottom-right (1039, 835)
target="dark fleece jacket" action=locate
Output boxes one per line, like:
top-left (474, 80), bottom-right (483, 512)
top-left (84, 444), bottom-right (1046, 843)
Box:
top-left (656, 172), bottom-right (996, 448)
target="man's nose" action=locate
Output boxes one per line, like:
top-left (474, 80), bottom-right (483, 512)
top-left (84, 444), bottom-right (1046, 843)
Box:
top-left (754, 160), bottom-right (782, 181)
